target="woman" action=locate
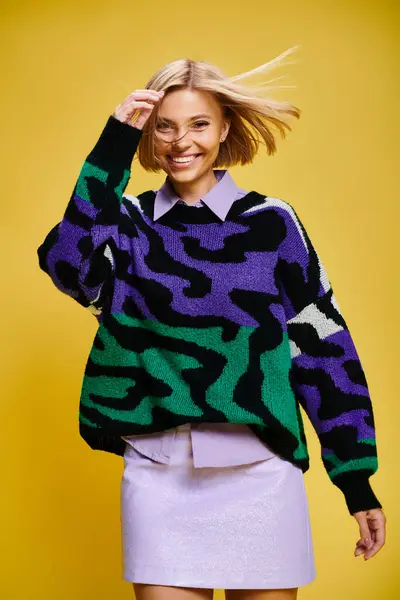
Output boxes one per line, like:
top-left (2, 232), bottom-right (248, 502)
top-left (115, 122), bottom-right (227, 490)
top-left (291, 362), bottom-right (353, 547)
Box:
top-left (37, 47), bottom-right (386, 600)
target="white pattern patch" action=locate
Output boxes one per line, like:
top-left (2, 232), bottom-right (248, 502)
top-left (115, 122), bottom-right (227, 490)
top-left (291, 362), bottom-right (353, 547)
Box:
top-left (87, 304), bottom-right (102, 316)
top-left (287, 299), bottom-right (344, 358)
top-left (316, 258), bottom-right (331, 294)
top-left (86, 284), bottom-right (103, 315)
top-left (103, 243), bottom-right (115, 268)
top-left (123, 193), bottom-right (143, 209)
top-left (84, 243), bottom-right (114, 317)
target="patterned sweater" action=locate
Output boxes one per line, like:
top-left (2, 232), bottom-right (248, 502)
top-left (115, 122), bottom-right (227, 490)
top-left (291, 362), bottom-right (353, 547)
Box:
top-left (37, 115), bottom-right (382, 515)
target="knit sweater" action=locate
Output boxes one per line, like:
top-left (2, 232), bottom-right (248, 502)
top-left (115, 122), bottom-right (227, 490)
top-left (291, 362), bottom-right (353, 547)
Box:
top-left (37, 115), bottom-right (382, 515)
top-left (121, 172), bottom-right (279, 467)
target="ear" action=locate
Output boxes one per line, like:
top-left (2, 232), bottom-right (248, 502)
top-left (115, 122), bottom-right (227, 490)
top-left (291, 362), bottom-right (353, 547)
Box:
top-left (220, 118), bottom-right (231, 141)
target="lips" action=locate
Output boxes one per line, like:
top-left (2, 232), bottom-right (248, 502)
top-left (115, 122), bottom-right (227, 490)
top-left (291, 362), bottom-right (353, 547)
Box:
top-left (167, 154), bottom-right (202, 168)
top-left (168, 153), bottom-right (201, 160)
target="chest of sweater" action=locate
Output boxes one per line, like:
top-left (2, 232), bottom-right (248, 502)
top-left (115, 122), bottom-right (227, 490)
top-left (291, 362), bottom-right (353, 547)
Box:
top-left (113, 203), bottom-right (285, 330)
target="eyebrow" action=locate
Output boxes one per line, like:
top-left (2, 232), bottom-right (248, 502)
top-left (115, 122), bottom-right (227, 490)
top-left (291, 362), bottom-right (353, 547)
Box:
top-left (157, 113), bottom-right (212, 123)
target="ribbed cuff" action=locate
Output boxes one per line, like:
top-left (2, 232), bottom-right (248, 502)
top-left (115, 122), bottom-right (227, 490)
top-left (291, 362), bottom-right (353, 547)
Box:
top-left (334, 473), bottom-right (382, 514)
top-left (87, 114), bottom-right (144, 169)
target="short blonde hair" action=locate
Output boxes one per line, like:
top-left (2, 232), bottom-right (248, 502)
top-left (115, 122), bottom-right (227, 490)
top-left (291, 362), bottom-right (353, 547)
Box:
top-left (137, 46), bottom-right (301, 172)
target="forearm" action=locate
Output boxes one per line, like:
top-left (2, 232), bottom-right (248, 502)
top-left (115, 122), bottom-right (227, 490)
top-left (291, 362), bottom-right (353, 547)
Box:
top-left (37, 116), bottom-right (143, 308)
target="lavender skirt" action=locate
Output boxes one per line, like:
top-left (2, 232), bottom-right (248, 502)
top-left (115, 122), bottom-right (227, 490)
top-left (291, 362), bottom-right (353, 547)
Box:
top-left (120, 424), bottom-right (316, 589)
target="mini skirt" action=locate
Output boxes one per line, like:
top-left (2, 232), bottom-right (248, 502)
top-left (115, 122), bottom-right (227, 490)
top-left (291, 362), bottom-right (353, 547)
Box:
top-left (120, 424), bottom-right (316, 590)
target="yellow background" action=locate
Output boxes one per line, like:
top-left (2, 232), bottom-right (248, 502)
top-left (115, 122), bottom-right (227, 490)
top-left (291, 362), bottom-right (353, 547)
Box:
top-left (1, 0), bottom-right (398, 598)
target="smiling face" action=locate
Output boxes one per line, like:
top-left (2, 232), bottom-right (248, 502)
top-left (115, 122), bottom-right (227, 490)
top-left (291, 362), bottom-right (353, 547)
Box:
top-left (153, 88), bottom-right (230, 187)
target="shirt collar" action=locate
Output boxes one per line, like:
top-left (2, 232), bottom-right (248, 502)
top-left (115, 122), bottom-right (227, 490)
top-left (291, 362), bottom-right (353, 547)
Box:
top-left (153, 169), bottom-right (239, 222)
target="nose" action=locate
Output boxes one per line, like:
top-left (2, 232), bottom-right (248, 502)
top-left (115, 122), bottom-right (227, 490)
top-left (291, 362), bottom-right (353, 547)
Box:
top-left (170, 126), bottom-right (194, 145)
top-left (170, 131), bottom-right (193, 150)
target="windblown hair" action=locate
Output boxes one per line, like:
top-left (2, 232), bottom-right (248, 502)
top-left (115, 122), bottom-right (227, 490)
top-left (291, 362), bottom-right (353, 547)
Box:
top-left (137, 46), bottom-right (301, 172)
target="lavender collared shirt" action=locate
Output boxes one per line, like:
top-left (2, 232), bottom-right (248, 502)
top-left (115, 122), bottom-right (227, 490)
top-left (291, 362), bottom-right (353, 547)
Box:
top-left (122, 170), bottom-right (276, 467)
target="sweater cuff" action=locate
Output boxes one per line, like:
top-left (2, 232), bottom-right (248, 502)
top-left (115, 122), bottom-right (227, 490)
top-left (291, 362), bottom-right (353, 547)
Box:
top-left (334, 473), bottom-right (382, 514)
top-left (87, 114), bottom-right (144, 169)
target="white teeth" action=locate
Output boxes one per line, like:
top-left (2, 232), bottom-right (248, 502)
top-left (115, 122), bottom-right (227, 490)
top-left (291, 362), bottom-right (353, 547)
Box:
top-left (170, 155), bottom-right (198, 163)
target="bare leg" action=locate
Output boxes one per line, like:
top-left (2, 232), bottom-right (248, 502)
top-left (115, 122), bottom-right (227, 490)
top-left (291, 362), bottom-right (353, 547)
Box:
top-left (225, 588), bottom-right (298, 600)
top-left (133, 583), bottom-right (214, 600)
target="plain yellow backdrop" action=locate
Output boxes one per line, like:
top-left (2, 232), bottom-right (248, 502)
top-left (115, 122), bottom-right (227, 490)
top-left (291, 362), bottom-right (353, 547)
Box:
top-left (1, 0), bottom-right (398, 598)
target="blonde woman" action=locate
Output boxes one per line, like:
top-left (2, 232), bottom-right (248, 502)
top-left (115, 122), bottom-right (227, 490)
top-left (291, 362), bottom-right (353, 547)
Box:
top-left (37, 47), bottom-right (386, 600)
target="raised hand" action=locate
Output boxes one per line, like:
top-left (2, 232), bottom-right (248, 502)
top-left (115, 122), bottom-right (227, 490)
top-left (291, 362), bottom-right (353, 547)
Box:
top-left (113, 89), bottom-right (165, 130)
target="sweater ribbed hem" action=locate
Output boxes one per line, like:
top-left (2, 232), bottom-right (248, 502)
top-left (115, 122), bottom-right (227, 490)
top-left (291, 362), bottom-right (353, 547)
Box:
top-left (333, 472), bottom-right (382, 514)
top-left (80, 423), bottom-right (126, 457)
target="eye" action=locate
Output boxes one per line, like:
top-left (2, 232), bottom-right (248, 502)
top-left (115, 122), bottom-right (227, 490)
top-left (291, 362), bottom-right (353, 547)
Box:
top-left (192, 121), bottom-right (209, 129)
top-left (156, 122), bottom-right (172, 130)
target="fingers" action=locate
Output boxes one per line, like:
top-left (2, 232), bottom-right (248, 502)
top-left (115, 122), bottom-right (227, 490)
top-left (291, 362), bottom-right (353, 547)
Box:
top-left (363, 536), bottom-right (383, 559)
top-left (353, 511), bottom-right (373, 559)
top-left (353, 509), bottom-right (386, 561)
top-left (354, 537), bottom-right (372, 557)
top-left (129, 90), bottom-right (164, 100)
top-left (113, 103), bottom-right (153, 125)
top-left (116, 98), bottom-right (160, 114)
top-left (364, 516), bottom-right (386, 560)
top-left (125, 90), bottom-right (164, 108)
top-left (113, 89), bottom-right (165, 128)
top-left (115, 92), bottom-right (159, 110)
top-left (130, 101), bottom-right (156, 110)
top-left (355, 511), bottom-right (371, 545)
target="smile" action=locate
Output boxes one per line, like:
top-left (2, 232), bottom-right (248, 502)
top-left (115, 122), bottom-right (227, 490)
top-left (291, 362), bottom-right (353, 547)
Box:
top-left (167, 154), bottom-right (202, 168)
